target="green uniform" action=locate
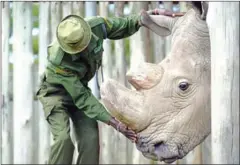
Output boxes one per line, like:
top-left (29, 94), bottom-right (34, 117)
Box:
top-left (37, 14), bottom-right (141, 164)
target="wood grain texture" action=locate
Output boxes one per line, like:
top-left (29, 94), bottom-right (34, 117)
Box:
top-left (207, 2), bottom-right (239, 164)
top-left (2, 2), bottom-right (13, 164)
top-left (38, 2), bottom-right (51, 164)
top-left (12, 2), bottom-right (34, 163)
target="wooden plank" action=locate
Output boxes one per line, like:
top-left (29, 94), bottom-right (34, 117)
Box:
top-left (207, 2), bottom-right (239, 164)
top-left (179, 2), bottom-right (188, 12)
top-left (150, 1), bottom-right (165, 63)
top-left (50, 2), bottom-right (62, 41)
top-left (113, 2), bottom-right (128, 163)
top-left (201, 135), bottom-right (211, 164)
top-left (61, 2), bottom-right (72, 18)
top-left (0, 7), bottom-right (1, 163)
top-left (114, 2), bottom-right (126, 85)
top-left (98, 2), bottom-right (113, 163)
top-left (2, 2), bottom-right (13, 164)
top-left (72, 1), bottom-right (84, 16)
top-left (12, 2), bottom-right (34, 163)
top-left (38, 2), bottom-right (51, 164)
top-left (163, 2), bottom-right (173, 57)
top-left (85, 2), bottom-right (99, 98)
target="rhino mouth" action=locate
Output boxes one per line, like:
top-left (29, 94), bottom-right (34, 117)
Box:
top-left (154, 141), bottom-right (184, 163)
top-left (137, 137), bottom-right (185, 164)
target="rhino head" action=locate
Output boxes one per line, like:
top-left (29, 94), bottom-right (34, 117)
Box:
top-left (100, 2), bottom-right (211, 163)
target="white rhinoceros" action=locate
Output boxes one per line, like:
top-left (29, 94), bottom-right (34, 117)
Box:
top-left (100, 2), bottom-right (211, 163)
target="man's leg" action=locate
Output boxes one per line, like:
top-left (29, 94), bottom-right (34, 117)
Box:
top-left (70, 107), bottom-right (100, 164)
top-left (47, 105), bottom-right (75, 164)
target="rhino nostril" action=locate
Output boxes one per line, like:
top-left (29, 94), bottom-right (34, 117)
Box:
top-left (154, 141), bottom-right (164, 149)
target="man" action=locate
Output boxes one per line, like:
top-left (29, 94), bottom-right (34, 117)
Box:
top-left (37, 8), bottom-right (181, 164)
top-left (37, 10), bottom-right (144, 164)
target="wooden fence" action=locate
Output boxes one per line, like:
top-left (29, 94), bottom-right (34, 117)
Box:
top-left (1, 1), bottom-right (239, 164)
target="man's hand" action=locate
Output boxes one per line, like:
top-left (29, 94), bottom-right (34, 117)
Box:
top-left (108, 117), bottom-right (137, 143)
top-left (138, 9), bottom-right (185, 27)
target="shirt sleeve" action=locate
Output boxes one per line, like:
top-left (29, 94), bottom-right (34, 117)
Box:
top-left (102, 14), bottom-right (141, 40)
top-left (59, 73), bottom-right (112, 123)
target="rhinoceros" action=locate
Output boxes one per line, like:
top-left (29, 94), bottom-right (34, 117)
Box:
top-left (100, 2), bottom-right (211, 163)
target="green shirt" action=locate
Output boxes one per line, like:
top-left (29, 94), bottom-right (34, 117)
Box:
top-left (45, 14), bottom-right (141, 123)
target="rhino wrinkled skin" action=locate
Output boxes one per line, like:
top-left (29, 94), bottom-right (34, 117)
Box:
top-left (100, 5), bottom-right (211, 164)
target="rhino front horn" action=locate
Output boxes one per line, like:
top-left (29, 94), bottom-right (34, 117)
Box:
top-left (100, 79), bottom-right (151, 132)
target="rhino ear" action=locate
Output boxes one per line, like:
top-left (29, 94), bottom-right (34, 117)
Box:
top-left (140, 10), bottom-right (175, 37)
top-left (201, 1), bottom-right (209, 20)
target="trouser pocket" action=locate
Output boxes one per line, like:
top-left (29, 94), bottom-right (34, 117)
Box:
top-left (37, 82), bottom-right (57, 120)
top-left (38, 93), bottom-right (55, 120)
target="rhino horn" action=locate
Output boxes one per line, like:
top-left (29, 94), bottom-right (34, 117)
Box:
top-left (100, 79), bottom-right (151, 132)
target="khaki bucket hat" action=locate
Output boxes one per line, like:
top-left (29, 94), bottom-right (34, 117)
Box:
top-left (56, 15), bottom-right (92, 55)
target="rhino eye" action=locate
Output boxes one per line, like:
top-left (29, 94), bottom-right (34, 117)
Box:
top-left (179, 82), bottom-right (189, 91)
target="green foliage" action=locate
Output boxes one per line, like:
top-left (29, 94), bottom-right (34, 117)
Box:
top-left (124, 38), bottom-right (130, 66)
top-left (34, 58), bottom-right (39, 65)
top-left (9, 63), bottom-right (13, 71)
top-left (32, 3), bottom-right (39, 55)
top-left (10, 12), bottom-right (13, 33)
top-left (9, 44), bottom-right (12, 54)
top-left (110, 40), bottom-right (115, 64)
top-left (32, 3), bottom-right (39, 17)
top-left (110, 38), bottom-right (130, 66)
top-left (32, 35), bottom-right (38, 55)
top-left (32, 3), bottom-right (39, 27)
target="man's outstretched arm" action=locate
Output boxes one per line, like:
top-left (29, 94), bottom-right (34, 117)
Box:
top-left (102, 14), bottom-right (142, 40)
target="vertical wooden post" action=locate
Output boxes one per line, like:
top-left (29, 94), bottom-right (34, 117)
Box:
top-left (38, 2), bottom-right (51, 164)
top-left (201, 135), bottom-right (211, 164)
top-left (179, 2), bottom-right (188, 12)
top-left (85, 2), bottom-right (99, 98)
top-left (163, 2), bottom-right (173, 57)
top-left (129, 2), bottom-right (148, 69)
top-left (12, 2), bottom-right (34, 163)
top-left (61, 2), bottom-right (72, 18)
top-left (141, 2), bottom-right (152, 63)
top-left (150, 2), bottom-right (165, 63)
top-left (113, 2), bottom-right (128, 164)
top-left (2, 2), bottom-right (13, 164)
top-left (100, 3), bottom-right (112, 80)
top-left (98, 2), bottom-right (113, 164)
top-left (50, 2), bottom-right (62, 41)
top-left (114, 2), bottom-right (126, 86)
top-left (207, 2), bottom-right (239, 164)
top-left (0, 1), bottom-right (2, 162)
top-left (72, 1), bottom-right (84, 16)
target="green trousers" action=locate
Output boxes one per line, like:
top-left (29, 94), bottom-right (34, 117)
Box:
top-left (37, 75), bottom-right (99, 164)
